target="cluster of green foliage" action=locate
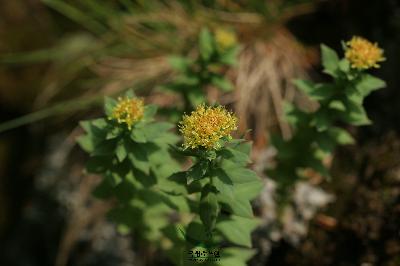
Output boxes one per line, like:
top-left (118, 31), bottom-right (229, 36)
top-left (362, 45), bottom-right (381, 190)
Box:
top-left (163, 138), bottom-right (263, 264)
top-left (77, 90), bottom-right (182, 242)
top-left (78, 96), bottom-right (263, 265)
top-left (163, 28), bottom-right (239, 112)
top-left (270, 43), bottom-right (386, 204)
top-left (77, 27), bottom-right (262, 265)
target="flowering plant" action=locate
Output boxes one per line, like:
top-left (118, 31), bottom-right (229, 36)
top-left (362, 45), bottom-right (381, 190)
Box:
top-left (77, 90), bottom-right (181, 240)
top-left (162, 104), bottom-right (262, 264)
top-left (270, 37), bottom-right (386, 204)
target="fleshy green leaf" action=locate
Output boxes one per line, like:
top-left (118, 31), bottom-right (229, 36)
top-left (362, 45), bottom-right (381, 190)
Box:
top-left (199, 28), bottom-right (214, 60)
top-left (329, 100), bottom-right (346, 111)
top-left (77, 134), bottom-right (95, 153)
top-left (104, 96), bottom-right (118, 117)
top-left (329, 127), bottom-right (355, 145)
top-left (143, 104), bottom-right (158, 121)
top-left (321, 44), bottom-right (339, 77)
top-left (293, 80), bottom-right (335, 101)
top-left (216, 215), bottom-right (260, 247)
top-left (92, 139), bottom-right (117, 156)
top-left (219, 147), bottom-right (250, 167)
top-left (355, 74), bottom-right (386, 97)
top-left (142, 122), bottom-right (175, 141)
top-left (220, 161), bottom-right (260, 184)
top-left (341, 99), bottom-right (372, 126)
top-left (219, 197), bottom-right (253, 219)
top-left (311, 111), bottom-right (331, 132)
top-left (214, 247), bottom-right (256, 266)
top-left (219, 46), bottom-right (240, 65)
top-left (187, 160), bottom-right (208, 181)
top-left (168, 56), bottom-right (191, 72)
top-left (131, 127), bottom-right (147, 143)
top-left (127, 142), bottom-right (150, 174)
top-left (211, 75), bottom-right (234, 92)
top-left (199, 184), bottom-right (220, 233)
top-left (116, 139), bottom-right (128, 162)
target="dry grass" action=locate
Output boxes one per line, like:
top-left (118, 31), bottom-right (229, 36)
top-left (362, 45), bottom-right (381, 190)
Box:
top-left (233, 28), bottom-right (315, 151)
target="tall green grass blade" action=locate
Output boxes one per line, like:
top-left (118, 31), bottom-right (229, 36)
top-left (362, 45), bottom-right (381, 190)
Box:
top-left (42, 0), bottom-right (107, 34)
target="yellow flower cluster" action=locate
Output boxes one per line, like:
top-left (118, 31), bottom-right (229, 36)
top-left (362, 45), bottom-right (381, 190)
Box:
top-left (215, 28), bottom-right (237, 51)
top-left (110, 97), bottom-right (144, 129)
top-left (345, 36), bottom-right (385, 70)
top-left (179, 104), bottom-right (238, 150)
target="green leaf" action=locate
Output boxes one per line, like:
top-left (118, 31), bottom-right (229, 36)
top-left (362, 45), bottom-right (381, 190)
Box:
top-left (211, 75), bottom-right (234, 92)
top-left (233, 180), bottom-right (263, 200)
top-left (315, 131), bottom-right (336, 153)
top-left (329, 127), bottom-right (355, 145)
top-left (106, 127), bottom-right (121, 140)
top-left (187, 160), bottom-right (208, 181)
top-left (221, 161), bottom-right (260, 184)
top-left (142, 122), bottom-right (175, 141)
top-left (131, 127), bottom-right (147, 143)
top-left (174, 74), bottom-right (199, 86)
top-left (116, 140), bottom-right (128, 162)
top-left (311, 111), bottom-right (331, 131)
top-left (338, 58), bottom-right (350, 72)
top-left (304, 156), bottom-right (330, 178)
top-left (219, 147), bottom-right (250, 167)
top-left (143, 104), bottom-right (158, 121)
top-left (199, 28), bottom-right (214, 60)
top-left (92, 139), bottom-right (117, 156)
top-left (216, 161), bottom-right (263, 202)
top-left (107, 204), bottom-right (142, 231)
top-left (199, 184), bottom-right (220, 233)
top-left (114, 179), bottom-right (136, 202)
top-left (186, 221), bottom-right (210, 244)
top-left (293, 80), bottom-right (335, 101)
top-left (152, 132), bottom-right (180, 146)
top-left (127, 142), bottom-right (150, 174)
top-left (92, 178), bottom-right (114, 199)
top-left (187, 89), bottom-right (206, 107)
top-left (216, 215), bottom-right (259, 247)
top-left (219, 46), bottom-right (239, 65)
top-left (212, 169), bottom-right (234, 200)
top-left (215, 247), bottom-right (256, 266)
top-left (77, 134), bottom-right (95, 153)
top-left (321, 44), bottom-right (339, 77)
top-left (79, 119), bottom-right (107, 138)
top-left (85, 155), bottom-right (113, 174)
top-left (230, 140), bottom-right (252, 155)
top-left (168, 56), bottom-right (191, 72)
top-left (219, 197), bottom-right (253, 219)
top-left (355, 74), bottom-right (386, 97)
top-left (124, 89), bottom-right (136, 98)
top-left (329, 100), bottom-right (346, 111)
top-left (159, 172), bottom-right (188, 195)
top-left (283, 103), bottom-right (310, 127)
top-left (341, 99), bottom-right (372, 126)
top-left (91, 118), bottom-right (108, 130)
top-left (104, 96), bottom-right (118, 117)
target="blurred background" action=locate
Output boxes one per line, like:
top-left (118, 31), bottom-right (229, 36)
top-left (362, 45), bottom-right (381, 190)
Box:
top-left (1, 0), bottom-right (400, 265)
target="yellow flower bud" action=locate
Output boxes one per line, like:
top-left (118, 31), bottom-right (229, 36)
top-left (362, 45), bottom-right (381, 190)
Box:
top-left (215, 28), bottom-right (237, 51)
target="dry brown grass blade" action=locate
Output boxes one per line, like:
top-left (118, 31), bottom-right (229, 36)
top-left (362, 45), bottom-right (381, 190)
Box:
top-left (234, 28), bottom-right (314, 152)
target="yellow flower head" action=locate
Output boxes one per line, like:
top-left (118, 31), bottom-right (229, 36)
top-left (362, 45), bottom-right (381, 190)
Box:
top-left (215, 28), bottom-right (237, 51)
top-left (345, 36), bottom-right (385, 70)
top-left (110, 96), bottom-right (144, 129)
top-left (179, 104), bottom-right (238, 150)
